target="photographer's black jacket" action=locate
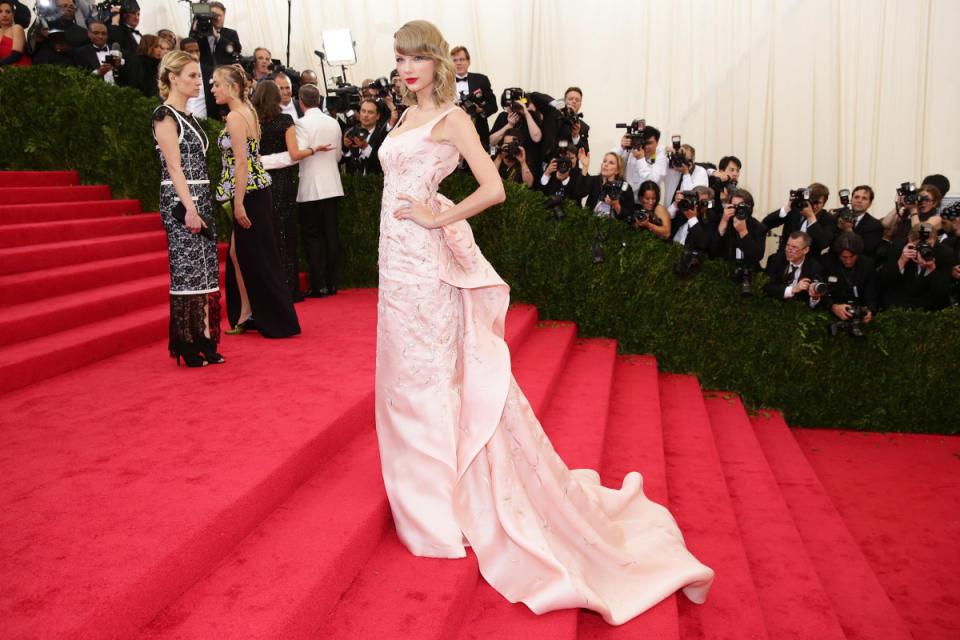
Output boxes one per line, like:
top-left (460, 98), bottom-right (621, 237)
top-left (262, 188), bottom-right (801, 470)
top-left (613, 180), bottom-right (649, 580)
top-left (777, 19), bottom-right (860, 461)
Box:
top-left (709, 216), bottom-right (766, 266)
top-left (763, 252), bottom-right (823, 302)
top-left (819, 253), bottom-right (880, 312)
top-left (341, 123), bottom-right (388, 176)
top-left (577, 175), bottom-right (635, 222)
top-left (880, 238), bottom-right (954, 310)
top-left (538, 169), bottom-right (582, 200)
top-left (528, 91), bottom-right (590, 156)
top-left (491, 110), bottom-right (544, 179)
top-left (762, 207), bottom-right (835, 256)
top-left (190, 26), bottom-right (242, 67)
top-left (458, 72), bottom-right (496, 150)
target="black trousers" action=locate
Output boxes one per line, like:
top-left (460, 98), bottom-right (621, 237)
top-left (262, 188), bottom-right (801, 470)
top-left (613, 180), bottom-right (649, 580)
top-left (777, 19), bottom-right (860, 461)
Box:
top-left (298, 197), bottom-right (340, 292)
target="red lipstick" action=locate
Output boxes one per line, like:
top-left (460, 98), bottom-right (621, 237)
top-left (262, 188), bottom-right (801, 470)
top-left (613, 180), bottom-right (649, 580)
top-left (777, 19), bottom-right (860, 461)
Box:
top-left (405, 78), bottom-right (417, 85)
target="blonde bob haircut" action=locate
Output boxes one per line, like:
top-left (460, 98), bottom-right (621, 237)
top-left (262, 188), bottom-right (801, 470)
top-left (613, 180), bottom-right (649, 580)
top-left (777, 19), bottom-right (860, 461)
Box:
top-left (393, 20), bottom-right (457, 107)
top-left (157, 50), bottom-right (198, 100)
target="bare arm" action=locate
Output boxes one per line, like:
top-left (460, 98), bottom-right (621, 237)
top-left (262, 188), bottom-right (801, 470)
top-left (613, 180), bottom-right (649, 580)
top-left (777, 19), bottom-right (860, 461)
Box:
top-left (225, 111), bottom-right (251, 228)
top-left (284, 124), bottom-right (313, 161)
top-left (153, 114), bottom-right (204, 232)
top-left (650, 204), bottom-right (672, 239)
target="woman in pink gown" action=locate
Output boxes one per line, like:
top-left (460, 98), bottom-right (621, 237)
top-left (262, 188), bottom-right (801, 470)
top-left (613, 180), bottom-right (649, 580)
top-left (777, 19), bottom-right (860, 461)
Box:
top-left (376, 20), bottom-right (713, 626)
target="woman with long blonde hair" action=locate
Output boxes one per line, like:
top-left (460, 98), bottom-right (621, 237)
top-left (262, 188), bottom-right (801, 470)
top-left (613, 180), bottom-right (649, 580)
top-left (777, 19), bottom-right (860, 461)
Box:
top-left (376, 20), bottom-right (713, 625)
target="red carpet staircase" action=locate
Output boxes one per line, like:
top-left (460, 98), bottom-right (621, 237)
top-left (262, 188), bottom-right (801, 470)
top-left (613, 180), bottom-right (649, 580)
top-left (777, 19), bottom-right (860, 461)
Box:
top-left (0, 172), bottom-right (928, 639)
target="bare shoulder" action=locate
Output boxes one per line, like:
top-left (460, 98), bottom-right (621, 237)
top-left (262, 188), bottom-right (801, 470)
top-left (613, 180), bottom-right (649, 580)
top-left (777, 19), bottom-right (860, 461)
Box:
top-left (435, 107), bottom-right (474, 140)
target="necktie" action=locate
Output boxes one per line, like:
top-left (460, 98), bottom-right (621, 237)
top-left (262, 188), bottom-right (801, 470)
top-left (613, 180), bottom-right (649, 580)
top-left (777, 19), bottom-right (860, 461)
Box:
top-left (456, 76), bottom-right (468, 81)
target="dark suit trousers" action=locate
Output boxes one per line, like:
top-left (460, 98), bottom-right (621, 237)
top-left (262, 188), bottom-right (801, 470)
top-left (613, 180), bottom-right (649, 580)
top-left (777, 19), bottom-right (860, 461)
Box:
top-left (298, 198), bottom-right (340, 292)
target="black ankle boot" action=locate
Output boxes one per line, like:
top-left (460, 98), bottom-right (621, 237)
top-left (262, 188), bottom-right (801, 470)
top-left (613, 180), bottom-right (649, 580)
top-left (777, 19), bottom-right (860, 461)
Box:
top-left (198, 337), bottom-right (225, 364)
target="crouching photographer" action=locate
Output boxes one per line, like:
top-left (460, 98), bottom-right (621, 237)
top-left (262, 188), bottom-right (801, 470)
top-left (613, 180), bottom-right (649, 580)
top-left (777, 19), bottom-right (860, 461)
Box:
top-left (881, 223), bottom-right (954, 311)
top-left (539, 140), bottom-right (582, 218)
top-left (818, 232), bottom-right (878, 336)
top-left (577, 151), bottom-right (635, 222)
top-left (493, 129), bottom-right (534, 187)
top-left (632, 181), bottom-right (671, 239)
top-left (710, 188), bottom-right (766, 295)
top-left (672, 186), bottom-right (713, 277)
top-left (763, 231), bottom-right (824, 307)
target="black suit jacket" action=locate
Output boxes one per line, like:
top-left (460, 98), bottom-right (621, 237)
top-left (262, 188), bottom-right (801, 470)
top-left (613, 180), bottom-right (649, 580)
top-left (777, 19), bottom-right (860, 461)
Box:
top-left (709, 216), bottom-right (766, 267)
top-left (457, 72), bottom-right (495, 150)
top-left (71, 43), bottom-right (104, 72)
top-left (820, 253), bottom-right (880, 312)
top-left (762, 207), bottom-right (835, 256)
top-left (763, 252), bottom-right (823, 302)
top-left (577, 175), bottom-right (635, 222)
top-left (106, 23), bottom-right (142, 90)
top-left (191, 26), bottom-right (242, 67)
top-left (538, 168), bottom-right (582, 199)
top-left (342, 123), bottom-right (388, 175)
top-left (880, 238), bottom-right (953, 310)
top-left (851, 213), bottom-right (884, 257)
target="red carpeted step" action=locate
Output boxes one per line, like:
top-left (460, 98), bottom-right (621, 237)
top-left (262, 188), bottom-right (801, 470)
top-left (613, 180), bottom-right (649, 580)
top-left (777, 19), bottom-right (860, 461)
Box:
top-left (0, 250), bottom-right (169, 307)
top-left (455, 338), bottom-right (618, 640)
top-left (750, 413), bottom-right (913, 640)
top-left (135, 304), bottom-right (548, 640)
top-left (0, 213), bottom-right (161, 248)
top-left (0, 199), bottom-right (142, 225)
top-left (658, 373), bottom-right (767, 640)
top-left (504, 302), bottom-right (538, 347)
top-left (578, 355), bottom-right (680, 640)
top-left (703, 394), bottom-right (845, 640)
top-left (0, 301), bottom-right (169, 394)
top-left (0, 170), bottom-right (80, 187)
top-left (0, 291), bottom-right (381, 639)
top-left (0, 184), bottom-right (112, 205)
top-left (0, 230), bottom-right (168, 275)
top-left (314, 323), bottom-right (578, 640)
top-left (0, 274), bottom-right (169, 347)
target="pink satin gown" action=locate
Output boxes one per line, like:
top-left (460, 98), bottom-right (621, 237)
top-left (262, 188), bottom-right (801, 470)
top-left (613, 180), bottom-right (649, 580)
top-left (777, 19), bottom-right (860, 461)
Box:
top-left (375, 106), bottom-right (713, 625)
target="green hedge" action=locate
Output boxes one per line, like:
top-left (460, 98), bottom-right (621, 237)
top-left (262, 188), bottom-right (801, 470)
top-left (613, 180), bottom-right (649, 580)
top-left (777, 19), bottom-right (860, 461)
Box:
top-left (3, 67), bottom-right (957, 433)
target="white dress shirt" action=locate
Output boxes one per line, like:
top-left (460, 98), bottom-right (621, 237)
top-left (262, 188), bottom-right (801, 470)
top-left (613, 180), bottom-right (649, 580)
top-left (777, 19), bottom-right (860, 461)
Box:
top-left (664, 165), bottom-right (709, 219)
top-left (614, 144), bottom-right (668, 194)
top-left (280, 100), bottom-right (299, 122)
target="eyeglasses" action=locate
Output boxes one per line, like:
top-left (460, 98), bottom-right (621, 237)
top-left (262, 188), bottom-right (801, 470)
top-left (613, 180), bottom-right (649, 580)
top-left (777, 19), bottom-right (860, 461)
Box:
top-left (785, 244), bottom-right (806, 253)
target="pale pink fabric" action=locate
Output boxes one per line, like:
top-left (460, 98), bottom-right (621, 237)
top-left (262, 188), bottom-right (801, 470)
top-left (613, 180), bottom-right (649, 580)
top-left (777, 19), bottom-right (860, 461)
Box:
top-left (375, 106), bottom-right (713, 625)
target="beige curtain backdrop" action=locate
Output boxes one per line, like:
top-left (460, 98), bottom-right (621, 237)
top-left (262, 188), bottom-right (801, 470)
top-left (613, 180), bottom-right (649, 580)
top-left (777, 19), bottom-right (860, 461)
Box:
top-left (47, 0), bottom-right (960, 214)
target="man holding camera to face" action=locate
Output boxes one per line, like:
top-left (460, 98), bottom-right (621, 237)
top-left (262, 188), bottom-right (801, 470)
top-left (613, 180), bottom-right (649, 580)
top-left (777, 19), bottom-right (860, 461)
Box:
top-left (189, 1), bottom-right (241, 67)
top-left (539, 139), bottom-right (582, 200)
top-left (829, 185), bottom-right (884, 258)
top-left (341, 98), bottom-right (387, 176)
top-left (710, 188), bottom-right (766, 295)
top-left (762, 183), bottom-right (835, 256)
top-left (672, 186), bottom-right (713, 250)
top-left (664, 141), bottom-right (709, 238)
top-left (881, 223), bottom-right (954, 311)
top-left (819, 232), bottom-right (878, 334)
top-left (763, 231), bottom-right (824, 307)
top-left (493, 129), bottom-right (534, 188)
top-left (451, 46), bottom-right (497, 151)
top-left (614, 122), bottom-right (667, 195)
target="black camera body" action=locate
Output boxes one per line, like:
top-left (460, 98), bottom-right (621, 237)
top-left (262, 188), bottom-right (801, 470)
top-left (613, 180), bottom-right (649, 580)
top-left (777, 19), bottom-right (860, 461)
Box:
top-left (600, 179), bottom-right (629, 203)
top-left (836, 188), bottom-right (855, 223)
top-left (677, 190), bottom-right (698, 213)
top-left (632, 209), bottom-right (661, 226)
top-left (733, 201), bottom-right (752, 220)
top-left (497, 140), bottom-right (522, 158)
top-left (543, 195), bottom-right (566, 220)
top-left (666, 136), bottom-right (690, 169)
top-left (555, 157), bottom-right (573, 174)
top-left (940, 201), bottom-right (960, 221)
top-left (615, 119), bottom-right (646, 149)
top-left (326, 82), bottom-right (362, 114)
top-left (501, 88), bottom-right (527, 113)
top-left (459, 87), bottom-right (487, 116)
top-left (731, 262), bottom-right (755, 296)
top-left (675, 249), bottom-right (702, 277)
top-left (897, 182), bottom-right (918, 206)
top-left (915, 225), bottom-right (935, 262)
top-left (830, 300), bottom-right (868, 337)
top-left (344, 124), bottom-right (369, 142)
top-left (789, 188), bottom-right (811, 213)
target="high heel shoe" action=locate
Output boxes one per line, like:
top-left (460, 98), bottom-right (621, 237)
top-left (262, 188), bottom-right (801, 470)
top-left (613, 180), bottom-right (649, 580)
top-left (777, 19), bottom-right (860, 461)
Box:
top-left (225, 317), bottom-right (255, 335)
top-left (198, 337), bottom-right (225, 364)
top-left (171, 341), bottom-right (208, 367)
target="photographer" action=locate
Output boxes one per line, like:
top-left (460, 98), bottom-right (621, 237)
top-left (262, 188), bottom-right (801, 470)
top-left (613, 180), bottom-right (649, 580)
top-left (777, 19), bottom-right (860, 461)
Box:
top-left (763, 231), bottom-right (824, 307)
top-left (451, 46), bottom-right (496, 150)
top-left (250, 47), bottom-right (271, 85)
top-left (490, 89), bottom-right (543, 172)
top-left (672, 185), bottom-right (713, 250)
top-left (493, 129), bottom-right (534, 188)
top-left (614, 124), bottom-right (667, 195)
top-left (820, 232), bottom-right (878, 328)
top-left (341, 98), bottom-right (386, 176)
top-left (632, 180), bottom-right (671, 238)
top-left (881, 223), bottom-right (953, 311)
top-left (31, 0), bottom-right (90, 66)
top-left (829, 185), bottom-right (883, 258)
top-left (70, 20), bottom-right (115, 83)
top-left (531, 87), bottom-right (590, 157)
top-left (539, 139), bottom-right (582, 201)
top-left (577, 151), bottom-right (636, 222)
top-left (710, 188), bottom-right (766, 288)
top-left (189, 1), bottom-right (241, 67)
top-left (881, 183), bottom-right (943, 241)
top-left (708, 155), bottom-right (741, 185)
top-left (664, 142), bottom-right (708, 236)
top-left (762, 183), bottom-right (835, 256)
top-left (105, 1), bottom-right (140, 88)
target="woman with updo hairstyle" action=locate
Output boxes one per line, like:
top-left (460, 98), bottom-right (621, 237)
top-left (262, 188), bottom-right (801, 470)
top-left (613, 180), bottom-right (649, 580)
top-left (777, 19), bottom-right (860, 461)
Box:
top-left (251, 79), bottom-right (316, 303)
top-left (211, 64), bottom-right (300, 338)
top-left (376, 20), bottom-right (712, 625)
top-left (0, 0), bottom-right (30, 68)
top-left (151, 50), bottom-right (222, 367)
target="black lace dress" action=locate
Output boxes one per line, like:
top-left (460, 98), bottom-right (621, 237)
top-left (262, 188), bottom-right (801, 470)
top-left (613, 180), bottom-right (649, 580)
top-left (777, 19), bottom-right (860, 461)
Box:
top-left (260, 113), bottom-right (302, 301)
top-left (151, 105), bottom-right (221, 354)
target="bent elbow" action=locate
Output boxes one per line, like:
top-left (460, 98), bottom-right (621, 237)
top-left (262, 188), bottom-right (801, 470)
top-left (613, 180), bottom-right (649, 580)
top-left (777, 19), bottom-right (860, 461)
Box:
top-left (491, 182), bottom-right (506, 205)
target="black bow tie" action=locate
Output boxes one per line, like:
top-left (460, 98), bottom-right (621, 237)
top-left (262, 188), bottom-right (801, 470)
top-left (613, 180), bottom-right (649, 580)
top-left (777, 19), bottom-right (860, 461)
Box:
top-left (96, 46), bottom-right (107, 52)
top-left (456, 76), bottom-right (468, 81)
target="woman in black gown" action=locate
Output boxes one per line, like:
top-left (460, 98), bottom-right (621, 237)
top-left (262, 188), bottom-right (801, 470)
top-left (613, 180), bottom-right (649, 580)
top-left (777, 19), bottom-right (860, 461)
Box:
top-left (251, 79), bottom-right (316, 303)
top-left (151, 50), bottom-right (223, 366)
top-left (211, 64), bottom-right (300, 338)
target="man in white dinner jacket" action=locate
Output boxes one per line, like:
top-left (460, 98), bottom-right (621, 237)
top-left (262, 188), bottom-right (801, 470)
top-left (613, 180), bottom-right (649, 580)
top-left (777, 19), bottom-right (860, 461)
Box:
top-left (295, 84), bottom-right (344, 297)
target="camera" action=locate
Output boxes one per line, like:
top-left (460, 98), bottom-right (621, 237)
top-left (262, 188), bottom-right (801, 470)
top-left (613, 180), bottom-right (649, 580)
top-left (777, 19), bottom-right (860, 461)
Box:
top-left (364, 77), bottom-right (391, 98)
top-left (829, 300), bottom-right (868, 337)
top-left (940, 200), bottom-right (960, 221)
top-left (676, 190), bottom-right (698, 213)
top-left (459, 87), bottom-right (488, 116)
top-left (666, 136), bottom-right (690, 169)
top-left (632, 209), bottom-right (661, 226)
top-left (496, 140), bottom-right (522, 158)
top-left (543, 195), bottom-right (566, 220)
top-left (600, 179), bottom-right (630, 203)
top-left (809, 279), bottom-right (831, 296)
top-left (550, 140), bottom-right (574, 174)
top-left (501, 88), bottom-right (527, 113)
top-left (326, 80), bottom-right (362, 114)
top-left (674, 249), bottom-right (702, 277)
top-left (733, 201), bottom-right (752, 220)
top-left (789, 188), bottom-right (811, 213)
top-left (94, 0), bottom-right (136, 25)
top-left (915, 225), bottom-right (935, 262)
top-left (344, 124), bottom-right (369, 142)
top-left (105, 48), bottom-right (123, 68)
top-left (731, 263), bottom-right (755, 296)
top-left (615, 118), bottom-right (646, 149)
top-left (897, 182), bottom-right (918, 206)
top-left (836, 188), bottom-right (855, 224)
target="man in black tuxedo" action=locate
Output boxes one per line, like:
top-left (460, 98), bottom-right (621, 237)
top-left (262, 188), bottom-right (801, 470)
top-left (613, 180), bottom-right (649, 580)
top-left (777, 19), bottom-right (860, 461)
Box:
top-left (179, 38), bottom-right (218, 120)
top-left (538, 140), bottom-right (582, 200)
top-left (190, 1), bottom-right (241, 67)
top-left (762, 182), bottom-right (835, 256)
top-left (820, 232), bottom-right (879, 324)
top-left (881, 224), bottom-right (953, 311)
top-left (106, 3), bottom-right (142, 90)
top-left (31, 0), bottom-right (89, 66)
top-left (341, 99), bottom-right (388, 175)
top-left (764, 231), bottom-right (824, 307)
top-left (710, 188), bottom-right (767, 294)
top-left (71, 20), bottom-right (116, 84)
top-left (451, 46), bottom-right (497, 151)
top-left (830, 185), bottom-right (884, 257)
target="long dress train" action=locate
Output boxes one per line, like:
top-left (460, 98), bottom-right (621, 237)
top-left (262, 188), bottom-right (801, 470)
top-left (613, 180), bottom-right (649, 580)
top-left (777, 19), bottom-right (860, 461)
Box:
top-left (375, 106), bottom-right (713, 626)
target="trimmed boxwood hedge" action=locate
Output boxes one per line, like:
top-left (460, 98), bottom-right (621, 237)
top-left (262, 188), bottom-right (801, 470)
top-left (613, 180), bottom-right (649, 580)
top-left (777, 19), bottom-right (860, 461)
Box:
top-left (3, 67), bottom-right (957, 433)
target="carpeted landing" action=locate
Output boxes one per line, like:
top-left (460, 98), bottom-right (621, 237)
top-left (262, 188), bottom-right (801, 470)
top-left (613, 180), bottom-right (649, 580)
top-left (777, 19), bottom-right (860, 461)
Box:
top-left (1, 171), bottom-right (958, 640)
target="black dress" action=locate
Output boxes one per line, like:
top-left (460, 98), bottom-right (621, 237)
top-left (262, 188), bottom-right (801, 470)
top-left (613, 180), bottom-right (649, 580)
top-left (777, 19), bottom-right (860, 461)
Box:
top-left (151, 105), bottom-right (221, 354)
top-left (217, 129), bottom-right (301, 338)
top-left (259, 113), bottom-right (302, 302)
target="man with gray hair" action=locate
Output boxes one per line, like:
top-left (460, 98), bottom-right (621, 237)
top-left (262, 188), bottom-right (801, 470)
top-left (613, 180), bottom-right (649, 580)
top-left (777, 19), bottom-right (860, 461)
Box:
top-left (295, 84), bottom-right (343, 298)
top-left (763, 231), bottom-right (823, 306)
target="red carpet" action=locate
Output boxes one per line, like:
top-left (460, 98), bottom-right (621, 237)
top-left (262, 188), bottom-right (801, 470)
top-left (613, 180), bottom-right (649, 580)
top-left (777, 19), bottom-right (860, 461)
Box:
top-left (2, 171), bottom-right (959, 639)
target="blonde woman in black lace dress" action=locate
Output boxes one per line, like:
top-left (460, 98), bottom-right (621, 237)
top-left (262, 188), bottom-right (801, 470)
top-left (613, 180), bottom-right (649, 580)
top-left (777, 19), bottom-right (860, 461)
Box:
top-left (152, 50), bottom-right (223, 367)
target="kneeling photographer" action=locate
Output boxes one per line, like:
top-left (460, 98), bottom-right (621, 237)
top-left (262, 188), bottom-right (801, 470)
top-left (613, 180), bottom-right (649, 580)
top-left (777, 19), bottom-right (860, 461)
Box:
top-left (539, 140), bottom-right (583, 216)
top-left (672, 186), bottom-right (713, 277)
top-left (632, 181), bottom-right (671, 239)
top-left (710, 188), bottom-right (766, 295)
top-left (577, 151), bottom-right (635, 222)
top-left (881, 223), bottom-right (954, 311)
top-left (493, 129), bottom-right (534, 188)
top-left (818, 233), bottom-right (878, 336)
